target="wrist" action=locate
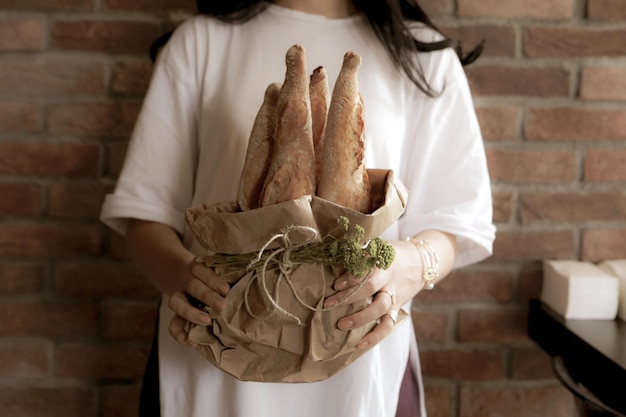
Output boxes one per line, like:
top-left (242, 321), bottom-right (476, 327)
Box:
top-left (406, 237), bottom-right (439, 290)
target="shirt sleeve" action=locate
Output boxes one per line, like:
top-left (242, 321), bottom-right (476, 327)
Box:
top-left (100, 22), bottom-right (201, 236)
top-left (398, 47), bottom-right (496, 268)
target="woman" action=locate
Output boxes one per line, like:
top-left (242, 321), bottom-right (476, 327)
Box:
top-left (101, 1), bottom-right (496, 416)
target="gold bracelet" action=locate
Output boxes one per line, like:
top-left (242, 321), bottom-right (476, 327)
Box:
top-left (406, 237), bottom-right (439, 290)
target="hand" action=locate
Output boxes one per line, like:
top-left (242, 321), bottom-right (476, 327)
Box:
top-left (168, 260), bottom-right (230, 347)
top-left (323, 240), bottom-right (425, 349)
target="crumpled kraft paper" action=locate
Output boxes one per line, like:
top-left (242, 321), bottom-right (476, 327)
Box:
top-left (184, 169), bottom-right (408, 383)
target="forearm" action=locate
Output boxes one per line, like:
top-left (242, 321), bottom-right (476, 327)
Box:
top-left (125, 219), bottom-right (195, 296)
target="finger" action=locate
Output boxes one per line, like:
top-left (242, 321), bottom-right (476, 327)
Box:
top-left (325, 273), bottom-right (380, 308)
top-left (168, 314), bottom-right (198, 347)
top-left (324, 277), bottom-right (386, 310)
top-left (186, 277), bottom-right (227, 313)
top-left (190, 261), bottom-right (230, 296)
top-left (333, 266), bottom-right (387, 296)
top-left (333, 271), bottom-right (360, 291)
top-left (168, 291), bottom-right (212, 326)
top-left (336, 293), bottom-right (390, 330)
top-left (324, 284), bottom-right (357, 308)
top-left (376, 290), bottom-right (396, 310)
top-left (357, 313), bottom-right (396, 350)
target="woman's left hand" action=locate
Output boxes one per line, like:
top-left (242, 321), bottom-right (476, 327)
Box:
top-left (323, 231), bottom-right (456, 349)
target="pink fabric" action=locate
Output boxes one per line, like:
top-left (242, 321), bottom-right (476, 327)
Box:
top-left (396, 361), bottom-right (421, 417)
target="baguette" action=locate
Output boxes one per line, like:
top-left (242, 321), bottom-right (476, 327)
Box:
top-left (237, 82), bottom-right (281, 211)
top-left (309, 66), bottom-right (330, 184)
top-left (316, 51), bottom-right (372, 213)
top-left (260, 44), bottom-right (316, 207)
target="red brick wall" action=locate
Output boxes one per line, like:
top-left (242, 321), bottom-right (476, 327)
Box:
top-left (1, 0), bottom-right (625, 416)
top-left (416, 0), bottom-right (626, 416)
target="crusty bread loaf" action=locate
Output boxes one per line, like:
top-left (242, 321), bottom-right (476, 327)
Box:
top-left (237, 82), bottom-right (281, 211)
top-left (309, 66), bottom-right (330, 184)
top-left (238, 47), bottom-right (372, 214)
top-left (316, 51), bottom-right (372, 213)
top-left (259, 44), bottom-right (317, 207)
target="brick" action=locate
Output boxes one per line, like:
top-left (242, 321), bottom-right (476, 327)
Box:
top-left (580, 66), bottom-right (626, 101)
top-left (163, 19), bottom-right (187, 33)
top-left (441, 25), bottom-right (515, 58)
top-left (467, 66), bottom-right (569, 97)
top-left (54, 261), bottom-right (160, 299)
top-left (411, 310), bottom-right (449, 343)
top-left (101, 384), bottom-right (142, 417)
top-left (491, 230), bottom-right (574, 262)
top-left (475, 106), bottom-right (519, 141)
top-left (110, 60), bottom-right (153, 95)
top-left (0, 340), bottom-right (50, 377)
top-left (0, 0), bottom-right (93, 11)
top-left (0, 182), bottom-right (42, 216)
top-left (0, 222), bottom-right (102, 257)
top-left (582, 229), bottom-right (626, 262)
top-left (417, 270), bottom-right (515, 303)
top-left (55, 343), bottom-right (150, 379)
top-left (520, 192), bottom-right (626, 223)
top-left (458, 307), bottom-right (529, 343)
top-left (525, 27), bottom-right (626, 57)
top-left (585, 150), bottom-right (626, 182)
top-left (526, 108), bottom-right (626, 141)
top-left (422, 0), bottom-right (452, 15)
top-left (588, 0), bottom-right (626, 19)
top-left (487, 150), bottom-right (576, 184)
top-left (104, 0), bottom-right (196, 12)
top-left (51, 20), bottom-right (161, 54)
top-left (511, 348), bottom-right (554, 380)
top-left (48, 182), bottom-right (107, 219)
top-left (492, 191), bottom-right (513, 223)
top-left (0, 300), bottom-right (98, 336)
top-left (459, 0), bottom-right (574, 18)
top-left (0, 262), bottom-right (44, 295)
top-left (0, 141), bottom-right (100, 177)
top-left (423, 385), bottom-right (453, 417)
top-left (0, 387), bottom-right (97, 417)
top-left (0, 16), bottom-right (45, 51)
top-left (105, 142), bottom-right (128, 177)
top-left (518, 262), bottom-right (543, 302)
top-left (47, 101), bottom-right (141, 138)
top-left (460, 386), bottom-right (574, 417)
top-left (420, 349), bottom-right (505, 380)
top-left (101, 301), bottom-right (158, 341)
top-left (0, 100), bottom-right (41, 133)
top-left (0, 57), bottom-right (104, 96)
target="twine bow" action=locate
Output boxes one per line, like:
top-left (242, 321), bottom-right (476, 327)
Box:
top-left (243, 225), bottom-right (370, 326)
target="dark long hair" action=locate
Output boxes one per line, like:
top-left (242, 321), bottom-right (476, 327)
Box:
top-left (151, 0), bottom-right (482, 96)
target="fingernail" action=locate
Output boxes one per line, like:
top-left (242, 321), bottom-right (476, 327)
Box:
top-left (357, 340), bottom-right (369, 349)
top-left (200, 313), bottom-right (211, 325)
top-left (325, 299), bottom-right (337, 308)
top-left (338, 319), bottom-right (353, 330)
top-left (219, 285), bottom-right (230, 296)
top-left (335, 279), bottom-right (348, 290)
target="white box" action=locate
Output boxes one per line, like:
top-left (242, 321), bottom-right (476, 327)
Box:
top-left (598, 259), bottom-right (626, 322)
top-left (541, 260), bottom-right (619, 320)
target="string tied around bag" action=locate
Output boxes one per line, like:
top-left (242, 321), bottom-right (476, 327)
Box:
top-left (243, 224), bottom-right (371, 326)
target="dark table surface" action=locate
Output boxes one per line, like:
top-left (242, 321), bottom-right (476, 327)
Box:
top-left (528, 299), bottom-right (626, 414)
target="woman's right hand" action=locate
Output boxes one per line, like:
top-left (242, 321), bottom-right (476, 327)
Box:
top-left (124, 219), bottom-right (232, 348)
top-left (168, 261), bottom-right (230, 347)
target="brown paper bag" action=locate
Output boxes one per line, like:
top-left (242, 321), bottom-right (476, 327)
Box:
top-left (184, 169), bottom-right (408, 383)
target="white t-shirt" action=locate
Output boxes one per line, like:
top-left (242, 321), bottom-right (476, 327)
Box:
top-left (101, 4), bottom-right (495, 417)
